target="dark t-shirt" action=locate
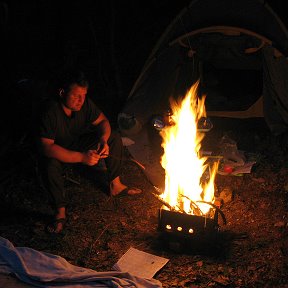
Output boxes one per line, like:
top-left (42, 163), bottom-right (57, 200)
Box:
top-left (39, 98), bottom-right (101, 149)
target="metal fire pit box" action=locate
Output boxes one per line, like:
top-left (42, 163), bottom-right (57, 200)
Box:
top-left (158, 208), bottom-right (219, 239)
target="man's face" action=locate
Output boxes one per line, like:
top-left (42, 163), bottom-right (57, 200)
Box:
top-left (63, 84), bottom-right (87, 111)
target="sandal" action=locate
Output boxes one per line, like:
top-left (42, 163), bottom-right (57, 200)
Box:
top-left (111, 187), bottom-right (143, 198)
top-left (46, 218), bottom-right (66, 234)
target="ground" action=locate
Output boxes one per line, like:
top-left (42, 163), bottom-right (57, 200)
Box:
top-left (0, 117), bottom-right (287, 288)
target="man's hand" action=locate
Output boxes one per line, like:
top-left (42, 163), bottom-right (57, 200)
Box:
top-left (82, 150), bottom-right (101, 166)
top-left (96, 140), bottom-right (109, 158)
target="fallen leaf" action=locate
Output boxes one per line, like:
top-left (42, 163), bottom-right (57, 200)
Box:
top-left (212, 275), bottom-right (231, 286)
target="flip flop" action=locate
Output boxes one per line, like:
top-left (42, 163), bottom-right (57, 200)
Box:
top-left (112, 187), bottom-right (142, 198)
top-left (46, 218), bottom-right (66, 234)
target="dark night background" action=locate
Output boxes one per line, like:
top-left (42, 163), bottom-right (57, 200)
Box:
top-left (1, 1), bottom-right (191, 122)
top-left (0, 0), bottom-right (287, 138)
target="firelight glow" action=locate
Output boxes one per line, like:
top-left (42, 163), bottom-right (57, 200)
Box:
top-left (159, 80), bottom-right (218, 215)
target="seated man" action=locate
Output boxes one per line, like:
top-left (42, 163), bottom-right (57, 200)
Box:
top-left (37, 69), bottom-right (142, 234)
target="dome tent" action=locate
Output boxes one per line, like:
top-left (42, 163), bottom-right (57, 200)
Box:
top-left (118, 0), bottom-right (288, 137)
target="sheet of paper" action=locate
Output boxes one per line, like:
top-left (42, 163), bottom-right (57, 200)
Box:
top-left (218, 161), bottom-right (256, 175)
top-left (231, 161), bottom-right (256, 175)
top-left (113, 247), bottom-right (169, 279)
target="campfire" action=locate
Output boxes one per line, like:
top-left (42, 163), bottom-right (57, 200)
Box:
top-left (157, 80), bottom-right (224, 239)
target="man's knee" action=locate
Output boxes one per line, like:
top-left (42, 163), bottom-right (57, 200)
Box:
top-left (40, 157), bottom-right (63, 177)
top-left (108, 130), bottom-right (122, 147)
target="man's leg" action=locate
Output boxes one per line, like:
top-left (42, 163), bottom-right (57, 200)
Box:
top-left (40, 157), bottom-right (67, 233)
top-left (78, 130), bottom-right (142, 196)
top-left (77, 130), bottom-right (123, 181)
top-left (105, 131), bottom-right (123, 181)
top-left (106, 131), bottom-right (142, 196)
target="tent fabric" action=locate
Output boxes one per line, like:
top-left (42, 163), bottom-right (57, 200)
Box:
top-left (118, 45), bottom-right (197, 136)
top-left (262, 46), bottom-right (288, 135)
top-left (118, 0), bottom-right (288, 137)
top-left (119, 33), bottom-right (265, 133)
top-left (144, 0), bottom-right (288, 60)
top-left (0, 237), bottom-right (162, 288)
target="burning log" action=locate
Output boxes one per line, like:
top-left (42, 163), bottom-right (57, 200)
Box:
top-left (180, 194), bottom-right (204, 216)
top-left (153, 186), bottom-right (226, 239)
top-left (152, 191), bottom-right (187, 214)
top-left (197, 200), bottom-right (227, 225)
top-left (157, 199), bottom-right (226, 238)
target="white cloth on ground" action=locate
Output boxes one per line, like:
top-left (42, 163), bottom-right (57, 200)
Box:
top-left (0, 237), bottom-right (162, 288)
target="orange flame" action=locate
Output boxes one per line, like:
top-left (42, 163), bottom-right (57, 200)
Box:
top-left (159, 80), bottom-right (218, 215)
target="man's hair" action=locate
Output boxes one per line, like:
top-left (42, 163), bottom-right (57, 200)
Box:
top-left (58, 69), bottom-right (89, 92)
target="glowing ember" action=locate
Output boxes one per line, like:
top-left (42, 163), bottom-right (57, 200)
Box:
top-left (159, 80), bottom-right (218, 215)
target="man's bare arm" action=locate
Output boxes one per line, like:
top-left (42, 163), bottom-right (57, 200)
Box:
top-left (92, 112), bottom-right (111, 142)
top-left (40, 137), bottom-right (100, 166)
top-left (92, 112), bottom-right (111, 156)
